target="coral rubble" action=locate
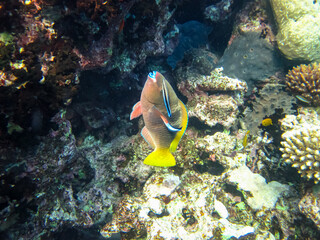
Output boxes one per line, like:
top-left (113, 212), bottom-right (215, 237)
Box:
top-left (285, 62), bottom-right (320, 106)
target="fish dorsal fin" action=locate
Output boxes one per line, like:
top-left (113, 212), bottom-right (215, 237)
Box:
top-left (130, 101), bottom-right (142, 120)
top-left (162, 80), bottom-right (172, 117)
top-left (152, 106), bottom-right (181, 132)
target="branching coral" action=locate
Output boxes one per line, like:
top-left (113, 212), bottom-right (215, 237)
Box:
top-left (280, 111), bottom-right (320, 184)
top-left (285, 62), bottom-right (320, 106)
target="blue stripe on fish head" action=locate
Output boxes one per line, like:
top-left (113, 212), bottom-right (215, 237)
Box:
top-left (162, 80), bottom-right (172, 117)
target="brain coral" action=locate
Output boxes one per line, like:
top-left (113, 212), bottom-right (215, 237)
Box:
top-left (280, 112), bottom-right (320, 184)
top-left (270, 0), bottom-right (320, 62)
top-left (285, 62), bottom-right (320, 106)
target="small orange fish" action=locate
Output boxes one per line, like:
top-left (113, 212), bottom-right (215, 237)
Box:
top-left (130, 71), bottom-right (188, 167)
top-left (262, 118), bottom-right (272, 127)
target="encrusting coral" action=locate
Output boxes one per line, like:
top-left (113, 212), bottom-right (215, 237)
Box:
top-left (280, 110), bottom-right (320, 184)
top-left (285, 62), bottom-right (320, 106)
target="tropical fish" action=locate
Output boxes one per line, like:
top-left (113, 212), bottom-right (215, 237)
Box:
top-left (261, 118), bottom-right (272, 127)
top-left (118, 18), bottom-right (125, 33)
top-left (295, 95), bottom-right (311, 104)
top-left (130, 71), bottom-right (188, 167)
top-left (242, 130), bottom-right (250, 147)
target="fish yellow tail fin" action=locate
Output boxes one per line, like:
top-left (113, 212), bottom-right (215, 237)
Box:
top-left (144, 148), bottom-right (176, 167)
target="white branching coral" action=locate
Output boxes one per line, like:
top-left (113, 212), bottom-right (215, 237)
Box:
top-left (280, 112), bottom-right (320, 184)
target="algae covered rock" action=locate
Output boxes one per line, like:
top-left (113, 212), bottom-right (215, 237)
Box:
top-left (187, 94), bottom-right (239, 129)
top-left (270, 0), bottom-right (320, 62)
top-left (299, 187), bottom-right (320, 230)
top-left (176, 67), bottom-right (247, 129)
top-left (216, 32), bottom-right (282, 85)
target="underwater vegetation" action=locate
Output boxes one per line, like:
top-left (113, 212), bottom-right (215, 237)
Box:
top-left (1, 0), bottom-right (320, 239)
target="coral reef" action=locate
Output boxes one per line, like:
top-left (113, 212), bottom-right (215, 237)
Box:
top-left (174, 48), bottom-right (219, 77)
top-left (0, 111), bottom-right (150, 239)
top-left (71, 102), bottom-right (116, 131)
top-left (231, 0), bottom-right (276, 44)
top-left (101, 170), bottom-right (253, 239)
top-left (176, 67), bottom-right (247, 129)
top-left (0, 70), bottom-right (17, 87)
top-left (204, 0), bottom-right (234, 23)
top-left (0, 106), bottom-right (314, 239)
top-left (270, 0), bottom-right (320, 62)
top-left (280, 108), bottom-right (320, 184)
top-left (299, 187), bottom-right (320, 230)
top-left (285, 62), bottom-right (320, 106)
top-left (100, 150), bottom-right (299, 239)
top-left (216, 31), bottom-right (283, 89)
top-left (178, 67), bottom-right (247, 96)
top-left (0, 0), bottom-right (180, 141)
top-left (2, 0), bottom-right (320, 239)
top-left (242, 83), bottom-right (296, 134)
top-left (228, 165), bottom-right (291, 210)
top-left (188, 94), bottom-right (239, 129)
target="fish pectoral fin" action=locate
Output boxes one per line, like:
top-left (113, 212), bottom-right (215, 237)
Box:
top-left (151, 106), bottom-right (181, 132)
top-left (144, 148), bottom-right (176, 167)
top-left (141, 127), bottom-right (155, 149)
top-left (130, 101), bottom-right (142, 120)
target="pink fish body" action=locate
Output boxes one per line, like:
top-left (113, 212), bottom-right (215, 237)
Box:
top-left (130, 71), bottom-right (188, 167)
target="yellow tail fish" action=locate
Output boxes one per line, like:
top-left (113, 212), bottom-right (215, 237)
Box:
top-left (130, 71), bottom-right (188, 167)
